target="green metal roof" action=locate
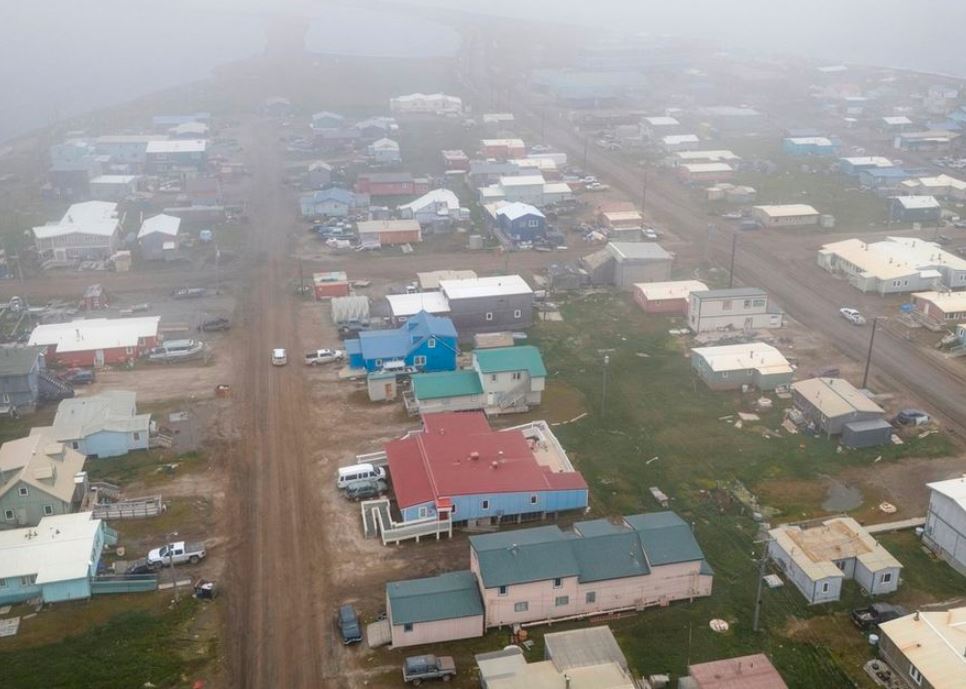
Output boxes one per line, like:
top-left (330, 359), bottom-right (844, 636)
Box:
top-left (470, 512), bottom-right (707, 589)
top-left (473, 346), bottom-right (547, 377)
top-left (411, 370), bottom-right (483, 401)
top-left (386, 570), bottom-right (484, 625)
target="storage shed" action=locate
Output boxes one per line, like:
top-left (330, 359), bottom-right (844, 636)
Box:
top-left (634, 280), bottom-right (708, 315)
top-left (842, 419), bottom-right (894, 449)
top-left (312, 272), bottom-right (350, 300)
top-left (606, 242), bottom-right (673, 290)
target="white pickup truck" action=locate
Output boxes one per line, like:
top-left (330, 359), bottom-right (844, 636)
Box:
top-left (147, 541), bottom-right (207, 567)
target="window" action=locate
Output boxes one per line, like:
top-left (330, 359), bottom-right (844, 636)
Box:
top-left (43, 505), bottom-right (54, 516)
top-left (514, 601), bottom-right (529, 612)
top-left (743, 299), bottom-right (752, 308)
top-left (881, 572), bottom-right (893, 584)
top-left (753, 299), bottom-right (766, 307)
top-left (3, 510), bottom-right (13, 521)
top-left (554, 596), bottom-right (569, 607)
top-left (498, 585), bottom-right (507, 596)
top-left (18, 487), bottom-right (28, 497)
top-left (553, 578), bottom-right (562, 588)
top-left (417, 506), bottom-right (429, 519)
top-left (585, 591), bottom-right (596, 604)
top-left (835, 561), bottom-right (845, 571)
top-left (511, 371), bottom-right (522, 381)
top-left (71, 442), bottom-right (79, 450)
top-left (491, 374), bottom-right (498, 382)
top-left (485, 312), bottom-right (494, 321)
top-left (721, 300), bottom-right (733, 311)
top-left (375, 359), bottom-right (383, 367)
top-left (133, 432), bottom-right (141, 441)
top-left (530, 495), bottom-right (538, 505)
top-left (821, 582), bottom-right (830, 593)
top-left (513, 309), bottom-right (522, 318)
top-left (403, 623), bottom-right (413, 633)
top-left (0, 578), bottom-right (5, 588)
top-left (908, 665), bottom-right (923, 686)
top-left (20, 575), bottom-right (36, 586)
top-left (481, 499), bottom-right (490, 511)
top-left (427, 338), bottom-right (436, 349)
top-left (414, 355), bottom-right (427, 367)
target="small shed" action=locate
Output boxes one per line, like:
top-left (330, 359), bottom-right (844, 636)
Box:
top-left (331, 296), bottom-right (370, 325)
top-left (842, 419), bottom-right (893, 448)
top-left (607, 242), bottom-right (673, 290)
top-left (385, 570), bottom-right (484, 648)
top-left (368, 371), bottom-right (399, 401)
top-left (313, 271), bottom-right (350, 300)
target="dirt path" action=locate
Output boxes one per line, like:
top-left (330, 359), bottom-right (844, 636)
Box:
top-left (221, 120), bottom-right (342, 689)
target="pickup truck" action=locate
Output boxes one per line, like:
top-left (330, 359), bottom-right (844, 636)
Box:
top-left (850, 603), bottom-right (908, 630)
top-left (147, 541), bottom-right (207, 567)
top-left (305, 349), bottom-right (344, 365)
top-left (403, 655), bottom-right (456, 685)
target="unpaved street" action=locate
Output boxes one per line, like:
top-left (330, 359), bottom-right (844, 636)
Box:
top-left (221, 121), bottom-right (341, 689)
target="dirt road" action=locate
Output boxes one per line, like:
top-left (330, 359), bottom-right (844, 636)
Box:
top-left (222, 120), bottom-right (342, 689)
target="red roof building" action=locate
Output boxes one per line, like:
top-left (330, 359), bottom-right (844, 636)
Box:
top-left (386, 412), bottom-right (588, 525)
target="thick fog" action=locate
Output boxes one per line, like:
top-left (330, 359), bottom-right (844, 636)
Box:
top-left (2, 0), bottom-right (965, 141)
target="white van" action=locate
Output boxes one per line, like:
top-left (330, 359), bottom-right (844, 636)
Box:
top-left (337, 463), bottom-right (386, 489)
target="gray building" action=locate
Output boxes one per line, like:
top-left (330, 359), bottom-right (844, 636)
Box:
top-left (0, 433), bottom-right (87, 529)
top-left (922, 477), bottom-right (966, 576)
top-left (439, 275), bottom-right (534, 338)
top-left (690, 342), bottom-right (794, 391)
top-left (579, 242), bottom-right (672, 290)
top-left (0, 346), bottom-right (46, 413)
top-left (842, 419), bottom-right (894, 449)
top-left (790, 377), bottom-right (885, 436)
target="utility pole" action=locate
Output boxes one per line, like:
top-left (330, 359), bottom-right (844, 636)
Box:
top-left (600, 354), bottom-right (610, 418)
top-left (861, 317), bottom-right (882, 389)
top-left (752, 542), bottom-right (769, 632)
top-left (167, 531), bottom-right (180, 601)
top-left (728, 234), bottom-right (738, 288)
top-left (298, 258), bottom-right (305, 294)
top-left (641, 168), bottom-right (648, 213)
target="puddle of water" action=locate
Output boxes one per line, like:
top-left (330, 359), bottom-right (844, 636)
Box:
top-left (822, 477), bottom-right (864, 512)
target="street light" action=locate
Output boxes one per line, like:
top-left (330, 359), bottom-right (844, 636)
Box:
top-left (167, 530), bottom-right (180, 601)
top-left (861, 317), bottom-right (886, 389)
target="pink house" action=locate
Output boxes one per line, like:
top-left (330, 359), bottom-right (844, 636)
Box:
top-left (469, 512), bottom-right (713, 628)
top-left (386, 570), bottom-right (484, 648)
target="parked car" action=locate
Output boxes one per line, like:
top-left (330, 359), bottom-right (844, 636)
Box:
top-left (894, 408), bottom-right (930, 426)
top-left (337, 463), bottom-right (387, 489)
top-left (338, 324), bottom-right (370, 340)
top-left (147, 541), bottom-right (207, 567)
top-left (271, 348), bottom-right (288, 366)
top-left (403, 655), bottom-right (457, 685)
top-left (344, 478), bottom-right (389, 501)
top-left (304, 349), bottom-right (344, 365)
top-left (198, 317), bottom-right (231, 332)
top-left (337, 604), bottom-right (363, 645)
top-left (839, 307), bottom-right (867, 325)
top-left (62, 368), bottom-right (95, 385)
top-left (171, 287), bottom-right (206, 299)
top-left (850, 603), bottom-right (908, 630)
top-left (124, 557), bottom-right (161, 575)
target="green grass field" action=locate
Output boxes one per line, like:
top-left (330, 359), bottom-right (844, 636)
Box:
top-left (518, 292), bottom-right (958, 688)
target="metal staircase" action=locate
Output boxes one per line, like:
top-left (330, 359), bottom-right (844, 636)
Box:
top-left (37, 371), bottom-right (74, 401)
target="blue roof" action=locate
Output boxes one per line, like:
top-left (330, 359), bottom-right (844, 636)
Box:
top-left (356, 311), bottom-right (456, 361)
top-left (470, 512), bottom-right (708, 589)
top-left (310, 187), bottom-right (354, 204)
top-left (386, 570), bottom-right (484, 625)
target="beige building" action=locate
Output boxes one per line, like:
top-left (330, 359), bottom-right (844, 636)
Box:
top-left (680, 654), bottom-right (789, 689)
top-left (878, 607), bottom-right (966, 689)
top-left (752, 204), bottom-right (820, 227)
top-left (0, 433), bottom-right (87, 529)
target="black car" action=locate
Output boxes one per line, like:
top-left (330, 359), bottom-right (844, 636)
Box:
top-left (850, 603), bottom-right (908, 630)
top-left (337, 604), bottom-right (363, 645)
top-left (344, 478), bottom-right (389, 501)
top-left (125, 558), bottom-right (161, 575)
top-left (198, 317), bottom-right (231, 332)
top-left (62, 368), bottom-right (95, 385)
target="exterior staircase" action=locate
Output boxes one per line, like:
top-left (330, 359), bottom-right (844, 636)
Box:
top-left (37, 371), bottom-right (74, 401)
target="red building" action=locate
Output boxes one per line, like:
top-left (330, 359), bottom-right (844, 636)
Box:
top-left (354, 172), bottom-right (430, 197)
top-left (313, 271), bottom-right (350, 300)
top-left (441, 149), bottom-right (470, 171)
top-left (480, 138), bottom-right (526, 159)
top-left (633, 280), bottom-right (709, 315)
top-left (27, 316), bottom-right (161, 368)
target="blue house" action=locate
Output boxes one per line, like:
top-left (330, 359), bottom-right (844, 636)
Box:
top-left (346, 311), bottom-right (458, 373)
top-left (385, 412), bottom-right (588, 525)
top-left (40, 391), bottom-right (151, 458)
top-left (299, 187), bottom-right (361, 218)
top-left (783, 137), bottom-right (838, 156)
top-left (839, 157), bottom-right (893, 176)
top-left (311, 111), bottom-right (345, 131)
top-left (495, 203), bottom-right (546, 242)
top-left (0, 512), bottom-right (116, 605)
top-left (858, 167), bottom-right (910, 191)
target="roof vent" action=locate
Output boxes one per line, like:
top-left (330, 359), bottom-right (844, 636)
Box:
top-left (470, 451), bottom-right (480, 461)
top-left (491, 461), bottom-right (499, 469)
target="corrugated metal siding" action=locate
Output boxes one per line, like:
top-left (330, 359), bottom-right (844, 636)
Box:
top-left (402, 489), bottom-right (588, 523)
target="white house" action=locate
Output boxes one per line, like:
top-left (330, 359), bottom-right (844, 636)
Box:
top-left (690, 342), bottom-right (794, 391)
top-left (661, 134), bottom-right (700, 152)
top-left (390, 93), bottom-right (463, 116)
top-left (818, 236), bottom-right (966, 294)
top-left (768, 517), bottom-right (902, 604)
top-left (33, 201), bottom-right (121, 262)
top-left (687, 287), bottom-right (783, 333)
top-left (137, 213), bottom-right (181, 261)
top-left (397, 189), bottom-right (466, 227)
top-left (367, 137), bottom-right (401, 164)
top-left (752, 204), bottom-right (820, 227)
top-left (923, 476), bottom-right (966, 576)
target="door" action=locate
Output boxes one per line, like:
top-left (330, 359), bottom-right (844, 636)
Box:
top-left (384, 383), bottom-right (393, 399)
top-left (94, 349), bottom-right (105, 368)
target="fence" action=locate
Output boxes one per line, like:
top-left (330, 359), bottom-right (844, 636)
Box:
top-left (92, 495), bottom-right (165, 520)
top-left (91, 574), bottom-right (158, 595)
